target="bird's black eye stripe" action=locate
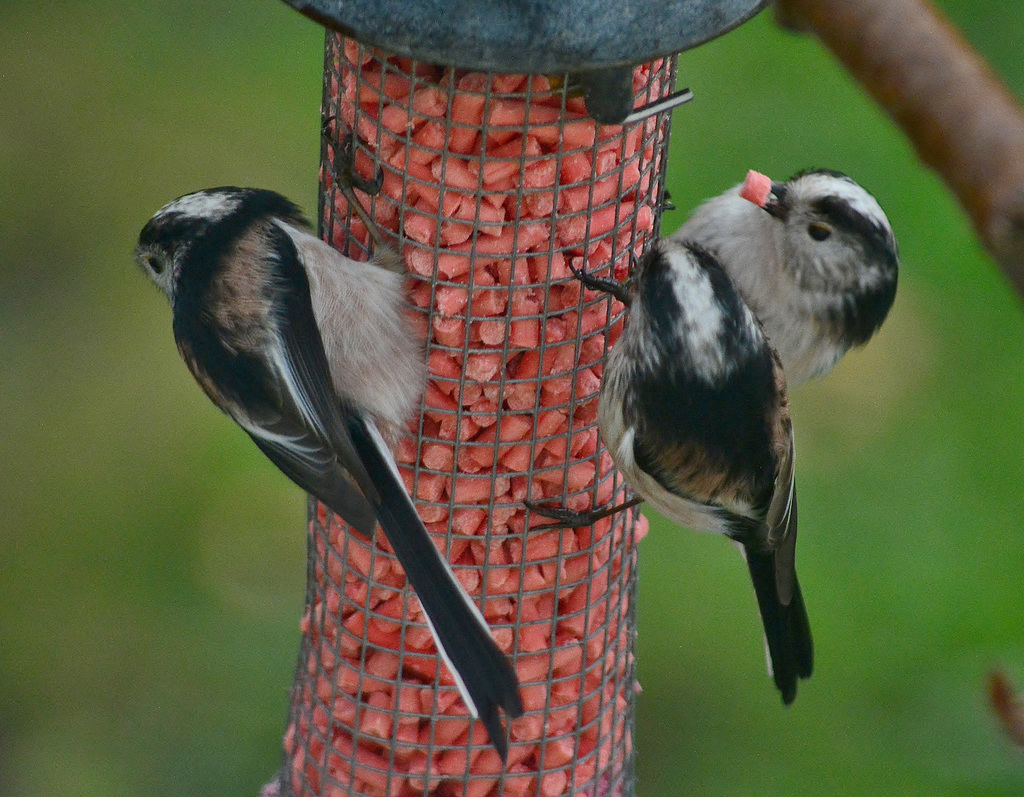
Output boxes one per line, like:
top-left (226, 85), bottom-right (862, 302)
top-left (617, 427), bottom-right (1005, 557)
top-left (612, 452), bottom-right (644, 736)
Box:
top-left (811, 196), bottom-right (880, 242)
top-left (811, 196), bottom-right (895, 266)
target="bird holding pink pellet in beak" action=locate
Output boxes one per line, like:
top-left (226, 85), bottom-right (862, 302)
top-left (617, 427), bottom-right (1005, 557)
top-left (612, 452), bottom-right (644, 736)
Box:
top-left (531, 168), bottom-right (897, 706)
top-left (672, 169), bottom-right (899, 385)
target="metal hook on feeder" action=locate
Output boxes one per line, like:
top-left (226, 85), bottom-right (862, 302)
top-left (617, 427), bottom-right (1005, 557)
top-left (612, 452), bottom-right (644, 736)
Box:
top-left (573, 67), bottom-right (694, 125)
top-left (621, 87), bottom-right (695, 125)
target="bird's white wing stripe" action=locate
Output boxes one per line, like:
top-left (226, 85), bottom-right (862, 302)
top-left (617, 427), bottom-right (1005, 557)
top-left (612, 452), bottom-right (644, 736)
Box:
top-left (271, 343), bottom-right (332, 440)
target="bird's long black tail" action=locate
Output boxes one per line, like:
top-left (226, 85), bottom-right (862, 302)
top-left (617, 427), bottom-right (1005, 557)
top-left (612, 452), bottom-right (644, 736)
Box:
top-left (346, 414), bottom-right (523, 761)
top-left (744, 546), bottom-right (814, 705)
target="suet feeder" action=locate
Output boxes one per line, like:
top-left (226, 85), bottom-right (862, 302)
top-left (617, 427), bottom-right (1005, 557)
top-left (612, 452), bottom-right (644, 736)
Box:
top-left (269, 2), bottom-right (769, 795)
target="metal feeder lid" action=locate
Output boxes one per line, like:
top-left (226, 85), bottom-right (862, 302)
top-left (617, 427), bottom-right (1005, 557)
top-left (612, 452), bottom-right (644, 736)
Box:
top-left (282, 0), bottom-right (768, 74)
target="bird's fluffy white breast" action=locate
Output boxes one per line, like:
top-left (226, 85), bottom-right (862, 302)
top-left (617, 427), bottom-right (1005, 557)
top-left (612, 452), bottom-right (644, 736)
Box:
top-left (674, 186), bottom-right (770, 253)
top-left (672, 188), bottom-right (787, 328)
top-left (277, 222), bottom-right (425, 434)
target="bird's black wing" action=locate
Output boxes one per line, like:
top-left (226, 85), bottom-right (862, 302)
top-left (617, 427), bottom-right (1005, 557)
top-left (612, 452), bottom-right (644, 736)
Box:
top-left (206, 221), bottom-right (383, 536)
top-left (175, 312), bottom-right (380, 538)
top-left (267, 224), bottom-right (384, 505)
top-left (626, 346), bottom-right (779, 517)
top-left (625, 355), bottom-right (812, 704)
top-left (766, 429), bottom-right (798, 605)
top-left (266, 224), bottom-right (523, 758)
top-left (246, 419), bottom-right (378, 537)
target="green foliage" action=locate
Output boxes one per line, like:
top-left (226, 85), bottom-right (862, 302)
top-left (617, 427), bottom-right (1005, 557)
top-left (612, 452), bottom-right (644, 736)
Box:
top-left (1, 1), bottom-right (1022, 794)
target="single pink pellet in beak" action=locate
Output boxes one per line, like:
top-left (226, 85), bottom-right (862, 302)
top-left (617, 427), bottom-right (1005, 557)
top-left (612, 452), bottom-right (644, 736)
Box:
top-left (739, 169), bottom-right (773, 207)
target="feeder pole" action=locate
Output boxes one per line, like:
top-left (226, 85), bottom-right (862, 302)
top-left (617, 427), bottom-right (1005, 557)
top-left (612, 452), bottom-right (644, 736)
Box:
top-left (268, 2), bottom-right (770, 795)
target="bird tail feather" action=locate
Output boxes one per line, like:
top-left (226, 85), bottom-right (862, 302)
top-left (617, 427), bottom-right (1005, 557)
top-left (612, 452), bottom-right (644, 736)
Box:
top-left (744, 546), bottom-right (814, 705)
top-left (347, 414), bottom-right (524, 760)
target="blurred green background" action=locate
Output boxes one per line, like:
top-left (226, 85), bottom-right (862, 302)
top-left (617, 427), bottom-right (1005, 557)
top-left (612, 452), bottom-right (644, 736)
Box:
top-left (2, 1), bottom-right (1023, 794)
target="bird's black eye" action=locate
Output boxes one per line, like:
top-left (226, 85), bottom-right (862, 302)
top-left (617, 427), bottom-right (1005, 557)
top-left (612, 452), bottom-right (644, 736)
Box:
top-left (143, 254), bottom-right (164, 274)
top-left (808, 223), bottom-right (832, 241)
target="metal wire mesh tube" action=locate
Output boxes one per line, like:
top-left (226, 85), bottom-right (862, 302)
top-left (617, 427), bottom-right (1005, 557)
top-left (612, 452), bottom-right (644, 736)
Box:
top-left (278, 35), bottom-right (676, 797)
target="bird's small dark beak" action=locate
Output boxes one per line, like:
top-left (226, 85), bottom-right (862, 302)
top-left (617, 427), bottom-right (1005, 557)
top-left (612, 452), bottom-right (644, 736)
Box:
top-left (764, 182), bottom-right (790, 221)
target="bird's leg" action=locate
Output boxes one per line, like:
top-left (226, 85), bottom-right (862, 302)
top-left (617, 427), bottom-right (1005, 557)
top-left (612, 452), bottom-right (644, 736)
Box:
top-left (325, 126), bottom-right (387, 249)
top-left (334, 133), bottom-right (384, 199)
top-left (322, 128), bottom-right (409, 273)
top-left (567, 258), bottom-right (633, 306)
top-left (525, 494), bottom-right (644, 529)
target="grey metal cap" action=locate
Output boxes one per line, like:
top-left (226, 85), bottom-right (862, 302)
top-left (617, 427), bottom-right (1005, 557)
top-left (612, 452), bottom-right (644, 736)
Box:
top-left (282, 0), bottom-right (768, 74)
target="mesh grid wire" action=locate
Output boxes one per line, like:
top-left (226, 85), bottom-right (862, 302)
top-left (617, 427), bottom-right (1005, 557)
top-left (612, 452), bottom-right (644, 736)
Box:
top-left (277, 34), bottom-right (677, 797)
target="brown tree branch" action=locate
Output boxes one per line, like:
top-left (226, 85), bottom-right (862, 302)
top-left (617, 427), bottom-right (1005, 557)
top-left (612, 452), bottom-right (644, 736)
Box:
top-left (775, 0), bottom-right (1024, 298)
top-left (988, 670), bottom-right (1024, 751)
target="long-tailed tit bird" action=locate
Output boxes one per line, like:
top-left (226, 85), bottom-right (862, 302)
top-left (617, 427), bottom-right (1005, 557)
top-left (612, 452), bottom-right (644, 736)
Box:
top-left (534, 239), bottom-right (813, 704)
top-left (672, 169), bottom-right (898, 385)
top-left (135, 169), bottom-right (522, 758)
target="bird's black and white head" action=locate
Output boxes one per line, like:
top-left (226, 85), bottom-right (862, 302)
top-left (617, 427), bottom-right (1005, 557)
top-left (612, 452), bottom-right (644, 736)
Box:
top-left (753, 169), bottom-right (898, 346)
top-left (135, 187), bottom-right (309, 305)
top-left (135, 188), bottom-right (251, 302)
top-left (763, 170), bottom-right (897, 292)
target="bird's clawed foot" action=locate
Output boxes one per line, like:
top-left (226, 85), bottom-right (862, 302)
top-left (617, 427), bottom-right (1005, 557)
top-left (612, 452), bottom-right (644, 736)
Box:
top-left (332, 132), bottom-right (384, 199)
top-left (322, 120), bottom-right (387, 248)
top-left (525, 494), bottom-right (643, 529)
top-left (567, 259), bottom-right (633, 305)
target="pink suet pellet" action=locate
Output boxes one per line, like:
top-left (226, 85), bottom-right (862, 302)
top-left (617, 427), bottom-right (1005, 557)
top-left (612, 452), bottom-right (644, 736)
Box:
top-left (739, 168), bottom-right (773, 207)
